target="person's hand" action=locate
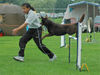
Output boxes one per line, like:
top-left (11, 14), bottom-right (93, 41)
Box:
top-left (12, 28), bottom-right (18, 35)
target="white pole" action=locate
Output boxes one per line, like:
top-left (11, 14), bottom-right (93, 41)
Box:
top-left (86, 4), bottom-right (89, 37)
top-left (77, 23), bottom-right (82, 70)
top-left (60, 35), bottom-right (66, 47)
top-left (60, 21), bottom-right (66, 47)
top-left (93, 5), bottom-right (96, 41)
top-left (68, 23), bottom-right (82, 70)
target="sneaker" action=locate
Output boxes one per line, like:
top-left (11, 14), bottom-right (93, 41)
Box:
top-left (49, 54), bottom-right (57, 62)
top-left (13, 56), bottom-right (24, 62)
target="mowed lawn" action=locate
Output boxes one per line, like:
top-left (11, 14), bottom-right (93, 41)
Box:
top-left (0, 32), bottom-right (100, 75)
top-left (0, 18), bottom-right (100, 75)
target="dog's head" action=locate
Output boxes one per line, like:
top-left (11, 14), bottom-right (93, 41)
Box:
top-left (41, 15), bottom-right (48, 26)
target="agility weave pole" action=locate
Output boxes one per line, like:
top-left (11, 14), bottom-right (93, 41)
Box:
top-left (69, 36), bottom-right (77, 63)
top-left (68, 22), bottom-right (82, 70)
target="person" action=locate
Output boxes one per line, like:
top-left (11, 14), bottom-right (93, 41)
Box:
top-left (12, 3), bottom-right (56, 62)
top-left (26, 10), bottom-right (36, 31)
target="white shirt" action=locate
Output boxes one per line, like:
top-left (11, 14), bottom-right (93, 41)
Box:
top-left (25, 10), bottom-right (41, 28)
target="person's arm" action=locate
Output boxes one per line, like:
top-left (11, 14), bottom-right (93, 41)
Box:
top-left (12, 23), bottom-right (28, 35)
top-left (12, 12), bottom-right (35, 35)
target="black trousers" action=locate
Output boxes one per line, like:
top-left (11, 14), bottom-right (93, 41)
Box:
top-left (18, 27), bottom-right (54, 58)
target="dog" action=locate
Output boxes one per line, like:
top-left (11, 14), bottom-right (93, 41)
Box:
top-left (41, 14), bottom-right (85, 40)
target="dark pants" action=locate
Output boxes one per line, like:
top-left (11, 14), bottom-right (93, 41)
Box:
top-left (18, 27), bottom-right (54, 58)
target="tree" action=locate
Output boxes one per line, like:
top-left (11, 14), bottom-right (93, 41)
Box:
top-left (27, 0), bottom-right (56, 12)
top-left (2, 0), bottom-right (26, 5)
top-left (55, 0), bottom-right (70, 13)
top-left (1, 0), bottom-right (99, 13)
top-left (94, 0), bottom-right (100, 4)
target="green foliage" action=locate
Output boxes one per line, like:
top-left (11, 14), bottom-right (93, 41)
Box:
top-left (1, 0), bottom-right (100, 12)
top-left (2, 0), bottom-right (25, 5)
top-left (54, 0), bottom-right (70, 13)
top-left (74, 0), bottom-right (100, 3)
top-left (27, 0), bottom-right (56, 12)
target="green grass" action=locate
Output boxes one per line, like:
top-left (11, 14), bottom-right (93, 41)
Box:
top-left (0, 18), bottom-right (100, 75)
top-left (50, 18), bottom-right (63, 24)
top-left (0, 32), bottom-right (100, 75)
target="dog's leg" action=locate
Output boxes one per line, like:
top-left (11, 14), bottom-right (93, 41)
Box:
top-left (42, 34), bottom-right (52, 40)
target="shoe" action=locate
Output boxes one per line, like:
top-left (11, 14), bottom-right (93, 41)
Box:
top-left (13, 56), bottom-right (24, 62)
top-left (49, 54), bottom-right (57, 62)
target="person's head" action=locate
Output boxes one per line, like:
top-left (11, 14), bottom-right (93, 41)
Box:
top-left (22, 3), bottom-right (35, 14)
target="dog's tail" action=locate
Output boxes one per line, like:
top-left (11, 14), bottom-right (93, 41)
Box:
top-left (78, 14), bottom-right (85, 23)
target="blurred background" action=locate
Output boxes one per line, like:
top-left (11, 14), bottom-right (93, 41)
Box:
top-left (0, 0), bottom-right (100, 36)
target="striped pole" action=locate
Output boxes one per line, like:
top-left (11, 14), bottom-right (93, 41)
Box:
top-left (76, 23), bottom-right (82, 70)
top-left (68, 22), bottom-right (82, 70)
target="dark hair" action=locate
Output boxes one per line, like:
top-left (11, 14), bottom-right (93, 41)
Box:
top-left (22, 3), bottom-right (35, 11)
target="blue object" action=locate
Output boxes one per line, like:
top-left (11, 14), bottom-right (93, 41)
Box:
top-left (70, 8), bottom-right (73, 12)
top-left (26, 26), bottom-right (29, 31)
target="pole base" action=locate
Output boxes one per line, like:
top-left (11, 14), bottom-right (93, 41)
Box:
top-left (80, 63), bottom-right (89, 72)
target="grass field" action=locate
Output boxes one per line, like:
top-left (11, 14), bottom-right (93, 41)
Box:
top-left (0, 18), bottom-right (100, 75)
top-left (0, 32), bottom-right (100, 75)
